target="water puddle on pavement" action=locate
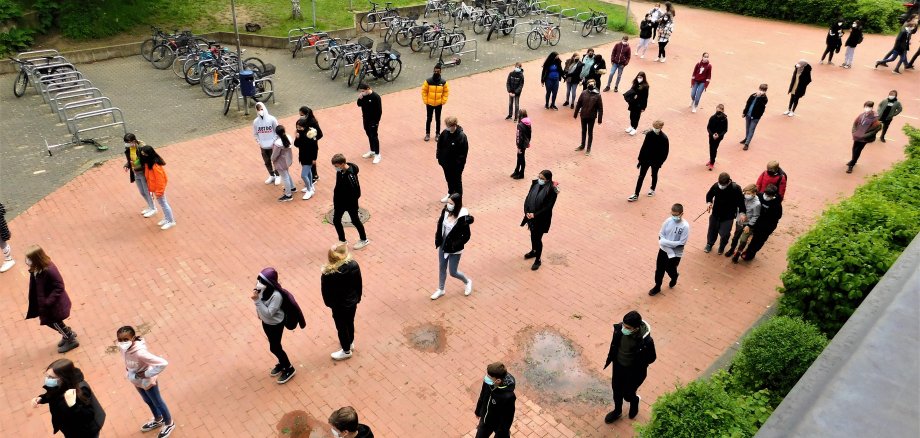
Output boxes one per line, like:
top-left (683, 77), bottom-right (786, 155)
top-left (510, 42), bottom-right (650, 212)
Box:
top-left (404, 323), bottom-right (447, 353)
top-left (276, 410), bottom-right (327, 438)
top-left (519, 329), bottom-right (608, 406)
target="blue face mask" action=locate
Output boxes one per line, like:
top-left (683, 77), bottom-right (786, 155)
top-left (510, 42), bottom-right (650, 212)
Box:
top-left (483, 375), bottom-right (494, 386)
top-left (671, 215), bottom-right (681, 222)
top-left (44, 376), bottom-right (59, 387)
top-left (621, 327), bottom-right (634, 336)
top-left (537, 179), bottom-right (546, 186)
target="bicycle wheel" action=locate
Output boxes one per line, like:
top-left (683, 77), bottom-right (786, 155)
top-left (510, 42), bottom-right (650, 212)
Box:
top-left (253, 78), bottom-right (274, 102)
top-left (548, 27), bottom-right (561, 46)
top-left (596, 17), bottom-right (607, 33)
top-left (348, 61), bottom-right (360, 87)
top-left (223, 82), bottom-right (235, 115)
top-left (410, 35), bottom-right (423, 52)
top-left (13, 70), bottom-right (28, 97)
top-left (151, 44), bottom-right (176, 69)
top-left (515, 1), bottom-right (528, 17)
top-left (581, 20), bottom-right (593, 37)
top-left (184, 58), bottom-right (204, 85)
top-left (330, 59), bottom-right (340, 80)
top-left (384, 58), bottom-right (402, 82)
top-left (449, 33), bottom-right (466, 53)
top-left (315, 49), bottom-right (333, 70)
top-left (201, 67), bottom-right (225, 97)
top-left (292, 38), bottom-right (304, 58)
top-left (243, 57), bottom-right (267, 76)
top-left (502, 19), bottom-right (515, 35)
top-left (172, 54), bottom-right (190, 78)
top-left (360, 12), bottom-right (377, 32)
top-left (396, 29), bottom-right (412, 47)
top-left (357, 66), bottom-right (367, 89)
top-left (526, 30), bottom-right (541, 50)
top-left (140, 38), bottom-right (157, 61)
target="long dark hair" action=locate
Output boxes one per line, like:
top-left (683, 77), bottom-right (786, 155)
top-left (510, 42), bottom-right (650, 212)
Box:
top-left (124, 133), bottom-right (138, 143)
top-left (632, 71), bottom-right (648, 89)
top-left (46, 359), bottom-right (88, 403)
top-left (300, 106), bottom-right (318, 125)
top-left (275, 125), bottom-right (291, 147)
top-left (138, 145), bottom-right (165, 169)
top-left (542, 51), bottom-right (559, 69)
top-left (447, 193), bottom-right (463, 218)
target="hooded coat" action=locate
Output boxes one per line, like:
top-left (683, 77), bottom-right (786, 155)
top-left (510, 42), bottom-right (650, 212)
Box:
top-left (258, 268), bottom-right (307, 330)
top-left (436, 126), bottom-right (469, 169)
top-left (333, 163), bottom-right (362, 209)
top-left (422, 74), bottom-right (449, 106)
top-left (121, 338), bottom-right (169, 389)
top-left (604, 321), bottom-right (656, 390)
top-left (26, 263), bottom-right (72, 325)
top-left (540, 57), bottom-right (562, 84)
top-left (756, 169), bottom-right (788, 200)
top-left (756, 193), bottom-right (783, 233)
top-left (39, 369), bottom-right (106, 437)
top-left (252, 106), bottom-right (279, 149)
top-left (522, 177), bottom-right (559, 234)
top-left (788, 63), bottom-right (812, 97)
top-left (321, 260), bottom-right (363, 309)
top-left (475, 373), bottom-right (517, 432)
top-left (271, 134), bottom-right (294, 171)
top-left (516, 117), bottom-right (532, 149)
top-left (637, 130), bottom-right (669, 168)
top-left (506, 68), bottom-right (524, 95)
top-left (435, 207), bottom-right (474, 253)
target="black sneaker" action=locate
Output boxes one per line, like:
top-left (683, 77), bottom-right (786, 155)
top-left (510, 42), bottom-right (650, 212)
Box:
top-left (505, 115), bottom-right (512, 120)
top-left (724, 249), bottom-right (735, 258)
top-left (531, 260), bottom-right (542, 270)
top-left (628, 395), bottom-right (641, 419)
top-left (551, 105), bottom-right (559, 110)
top-left (613, 87), bottom-right (618, 92)
top-left (524, 251), bottom-right (536, 259)
top-left (269, 363), bottom-right (285, 377)
top-left (277, 367), bottom-right (296, 384)
top-left (278, 194), bottom-right (293, 202)
top-left (58, 338), bottom-right (80, 353)
top-left (648, 287), bottom-right (661, 296)
top-left (604, 410), bottom-right (622, 424)
top-left (157, 423), bottom-right (175, 438)
top-left (668, 276), bottom-right (678, 288)
top-left (141, 418), bottom-right (164, 432)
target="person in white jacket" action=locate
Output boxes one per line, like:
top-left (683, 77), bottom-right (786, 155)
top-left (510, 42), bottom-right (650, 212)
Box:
top-left (650, 203), bottom-right (690, 295)
top-left (116, 326), bottom-right (175, 438)
top-left (253, 102), bottom-right (280, 185)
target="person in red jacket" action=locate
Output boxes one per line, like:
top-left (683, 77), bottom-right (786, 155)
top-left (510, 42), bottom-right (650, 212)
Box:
top-left (604, 35), bottom-right (631, 92)
top-left (25, 245), bottom-right (79, 353)
top-left (138, 146), bottom-right (176, 230)
top-left (690, 52), bottom-right (712, 113)
top-left (755, 161), bottom-right (788, 200)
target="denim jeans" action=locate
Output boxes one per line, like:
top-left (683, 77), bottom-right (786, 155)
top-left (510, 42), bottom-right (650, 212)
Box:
top-left (438, 247), bottom-right (469, 290)
top-left (300, 164), bottom-right (314, 192)
top-left (137, 384), bottom-right (172, 425)
top-left (134, 171), bottom-right (155, 211)
top-left (636, 38), bottom-right (651, 57)
top-left (565, 80), bottom-right (579, 104)
top-left (544, 78), bottom-right (559, 106)
top-left (690, 82), bottom-right (706, 107)
top-left (277, 168), bottom-right (293, 196)
top-left (508, 94), bottom-right (521, 118)
top-left (155, 193), bottom-right (175, 223)
top-left (743, 116), bottom-right (760, 145)
top-left (605, 63), bottom-right (626, 89)
top-left (879, 49), bottom-right (908, 70)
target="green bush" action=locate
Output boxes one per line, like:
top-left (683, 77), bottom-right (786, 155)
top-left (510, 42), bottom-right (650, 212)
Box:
top-left (730, 316), bottom-right (828, 405)
top-left (671, 0), bottom-right (904, 33)
top-left (59, 0), bottom-right (155, 40)
top-left (0, 0), bottom-right (33, 56)
top-left (636, 371), bottom-right (773, 438)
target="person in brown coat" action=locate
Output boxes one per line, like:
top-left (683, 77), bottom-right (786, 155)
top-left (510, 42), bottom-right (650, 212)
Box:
top-left (25, 245), bottom-right (79, 353)
top-left (573, 79), bottom-right (603, 156)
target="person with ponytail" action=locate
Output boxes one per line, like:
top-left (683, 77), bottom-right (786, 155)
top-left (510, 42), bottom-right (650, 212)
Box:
top-left (116, 326), bottom-right (175, 438)
top-left (31, 359), bottom-right (106, 437)
top-left (137, 145), bottom-right (176, 230)
top-left (272, 124), bottom-right (295, 202)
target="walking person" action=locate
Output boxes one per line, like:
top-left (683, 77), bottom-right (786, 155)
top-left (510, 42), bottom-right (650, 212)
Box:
top-left (877, 90), bottom-right (903, 143)
top-left (511, 109), bottom-right (531, 179)
top-left (785, 61), bottom-right (812, 117)
top-left (253, 101), bottom-right (280, 185)
top-left (739, 84), bottom-right (768, 150)
top-left (252, 267), bottom-right (306, 384)
top-left (846, 101), bottom-right (883, 173)
top-left (624, 72), bottom-right (649, 136)
top-left (819, 18), bottom-right (845, 65)
top-left (521, 170), bottom-right (559, 271)
top-left (689, 52), bottom-right (712, 113)
top-left (123, 133), bottom-right (157, 218)
top-left (299, 106), bottom-right (320, 184)
top-left (0, 201), bottom-right (14, 272)
top-left (436, 116), bottom-right (469, 202)
top-left (505, 62), bottom-right (525, 121)
top-left (116, 326), bottom-right (175, 438)
top-left (726, 184), bottom-right (761, 263)
top-left (603, 310), bottom-right (657, 424)
top-left (25, 245), bottom-right (79, 353)
top-left (704, 172), bottom-right (745, 254)
top-left (705, 104), bottom-right (728, 170)
top-left (655, 15), bottom-right (674, 62)
top-left (540, 51), bottom-right (562, 110)
top-left (272, 125), bottom-right (295, 202)
top-left (431, 194), bottom-right (474, 300)
top-left (628, 120), bottom-right (669, 202)
top-left (321, 243), bottom-right (363, 360)
top-left (742, 184), bottom-right (783, 261)
top-left (755, 161), bottom-right (788, 201)
top-left (474, 362), bottom-right (517, 438)
top-left (562, 52), bottom-right (582, 108)
top-left (648, 4), bottom-right (663, 40)
top-left (294, 111), bottom-right (321, 201)
top-left (637, 14), bottom-right (654, 59)
top-left (138, 145), bottom-right (176, 230)
top-left (329, 406), bottom-right (375, 438)
top-left (604, 36), bottom-right (631, 92)
top-left (331, 154), bottom-right (371, 249)
top-left (422, 65), bottom-right (449, 141)
top-left (573, 79), bottom-right (603, 156)
top-left (357, 83), bottom-right (383, 164)
top-left (31, 359), bottom-right (105, 437)
top-left (875, 21), bottom-right (915, 73)
top-left (649, 203), bottom-right (689, 295)
top-left (841, 20), bottom-right (864, 68)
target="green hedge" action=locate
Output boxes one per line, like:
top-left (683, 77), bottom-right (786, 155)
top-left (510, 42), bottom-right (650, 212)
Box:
top-left (670, 0), bottom-right (905, 33)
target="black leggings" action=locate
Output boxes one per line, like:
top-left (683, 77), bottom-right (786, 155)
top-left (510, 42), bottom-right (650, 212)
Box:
top-left (629, 109), bottom-right (642, 129)
top-left (880, 119), bottom-right (892, 140)
top-left (708, 135), bottom-right (723, 164)
top-left (821, 44), bottom-right (836, 62)
top-left (848, 141), bottom-right (868, 166)
top-left (262, 322), bottom-right (291, 369)
top-left (580, 117), bottom-right (596, 151)
top-left (658, 41), bottom-right (668, 58)
top-left (634, 164), bottom-right (659, 196)
top-left (530, 228), bottom-right (545, 261)
top-left (514, 148), bottom-right (526, 175)
top-left (331, 306), bottom-right (357, 351)
top-left (425, 104), bottom-right (443, 135)
top-left (788, 94), bottom-right (801, 111)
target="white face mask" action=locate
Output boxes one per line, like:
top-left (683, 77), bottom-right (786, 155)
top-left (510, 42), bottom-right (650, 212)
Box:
top-left (764, 195), bottom-right (775, 201)
top-left (744, 194), bottom-right (754, 200)
top-left (889, 95), bottom-right (896, 100)
top-left (26, 258), bottom-right (33, 267)
top-left (117, 341), bottom-right (132, 351)
top-left (254, 281), bottom-right (266, 291)
top-left (718, 183), bottom-right (728, 190)
top-left (257, 109), bottom-right (265, 117)
top-left (864, 107), bottom-right (872, 113)
top-left (852, 23), bottom-right (857, 28)
top-left (331, 428), bottom-right (342, 438)
top-left (637, 77), bottom-right (644, 83)
top-left (652, 128), bottom-right (661, 134)
top-left (446, 204), bottom-right (455, 212)
top-left (537, 178), bottom-right (546, 186)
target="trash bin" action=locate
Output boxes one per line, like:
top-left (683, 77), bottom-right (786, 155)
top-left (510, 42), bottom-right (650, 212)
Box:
top-left (240, 70), bottom-right (256, 97)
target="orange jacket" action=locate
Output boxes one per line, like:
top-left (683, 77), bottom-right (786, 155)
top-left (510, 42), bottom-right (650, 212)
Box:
top-left (144, 164), bottom-right (168, 197)
top-left (421, 76), bottom-right (449, 106)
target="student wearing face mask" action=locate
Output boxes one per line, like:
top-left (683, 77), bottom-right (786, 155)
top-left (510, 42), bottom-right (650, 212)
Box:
top-left (540, 52), bottom-right (562, 110)
top-left (252, 267), bottom-right (306, 384)
top-left (521, 170), bottom-right (559, 271)
top-left (820, 18), bottom-right (845, 65)
top-left (579, 49), bottom-right (596, 89)
top-left (294, 111), bottom-right (321, 200)
top-left (138, 145), bottom-right (176, 230)
top-left (705, 104), bottom-right (728, 170)
top-left (637, 15), bottom-right (654, 59)
top-left (876, 90), bottom-right (903, 143)
top-left (689, 53), bottom-right (711, 113)
top-left (272, 125), bottom-right (295, 202)
top-left (253, 102), bottom-right (280, 186)
top-left (648, 4), bottom-right (663, 40)
top-left (740, 84), bottom-right (768, 150)
top-left (505, 62), bottom-right (525, 121)
top-left (422, 65), bottom-right (449, 141)
top-left (562, 52), bottom-right (582, 108)
top-left (25, 245), bottom-right (80, 353)
top-left (322, 244), bottom-right (363, 360)
top-left (123, 133), bottom-right (157, 218)
top-left (603, 310), bottom-right (656, 424)
top-left (116, 326), bottom-right (175, 438)
top-left (31, 359), bottom-right (105, 438)
top-left (650, 204), bottom-right (689, 295)
top-left (875, 22), bottom-right (915, 74)
top-left (357, 83), bottom-right (383, 164)
top-left (726, 184), bottom-right (761, 263)
top-left (511, 109), bottom-right (531, 179)
top-left (841, 20), bottom-right (864, 68)
top-left (846, 101), bottom-right (883, 173)
top-left (586, 53), bottom-right (606, 101)
top-left (0, 201), bottom-right (14, 273)
top-left (623, 72), bottom-right (649, 136)
top-left (743, 184), bottom-right (783, 261)
top-left (604, 35), bottom-right (631, 93)
top-left (331, 154), bottom-right (370, 249)
top-left (431, 193), bottom-right (474, 300)
top-left (655, 15), bottom-right (674, 63)
top-left (437, 116), bottom-right (469, 202)
top-left (785, 61), bottom-right (812, 117)
top-left (474, 362), bottom-right (517, 438)
top-left (628, 120), bottom-right (668, 202)
top-left (328, 406), bottom-right (374, 437)
top-left (704, 173), bottom-right (745, 254)
top-left (755, 161), bottom-right (787, 200)
top-left (574, 79), bottom-right (603, 155)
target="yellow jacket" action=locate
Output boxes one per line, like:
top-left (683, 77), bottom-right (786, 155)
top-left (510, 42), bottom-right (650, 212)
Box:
top-left (422, 75), bottom-right (449, 106)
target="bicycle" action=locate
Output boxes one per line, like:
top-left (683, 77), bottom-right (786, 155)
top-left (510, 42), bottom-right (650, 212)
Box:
top-left (329, 37), bottom-right (374, 81)
top-left (423, 0), bottom-right (449, 20)
top-left (486, 5), bottom-right (516, 41)
top-left (9, 56), bottom-right (74, 98)
top-left (223, 67), bottom-right (275, 115)
top-left (384, 14), bottom-right (419, 45)
top-left (410, 23), bottom-right (443, 53)
top-left (430, 26), bottom-right (466, 58)
top-left (140, 27), bottom-right (174, 61)
top-left (291, 27), bottom-right (331, 58)
top-left (452, 1), bottom-right (484, 27)
top-left (581, 8), bottom-right (608, 37)
top-left (359, 1), bottom-right (398, 32)
top-left (526, 18), bottom-right (560, 50)
top-left (149, 31), bottom-right (208, 70)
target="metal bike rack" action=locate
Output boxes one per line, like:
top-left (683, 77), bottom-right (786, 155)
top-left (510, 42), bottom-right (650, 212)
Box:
top-left (556, 7), bottom-right (576, 23)
top-left (45, 107), bottom-right (126, 155)
top-left (237, 77), bottom-right (276, 109)
top-left (287, 26), bottom-right (317, 46)
top-left (62, 97), bottom-right (115, 133)
top-left (573, 11), bottom-right (606, 34)
top-left (53, 89), bottom-right (104, 121)
top-left (439, 38), bottom-right (479, 61)
top-left (42, 79), bottom-right (94, 105)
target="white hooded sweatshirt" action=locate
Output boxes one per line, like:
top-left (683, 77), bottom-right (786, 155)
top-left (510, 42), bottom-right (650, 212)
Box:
top-left (252, 104), bottom-right (278, 149)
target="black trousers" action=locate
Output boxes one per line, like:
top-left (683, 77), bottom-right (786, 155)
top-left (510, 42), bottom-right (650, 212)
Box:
top-left (634, 164), bottom-right (659, 196)
top-left (441, 164), bottom-right (464, 195)
top-left (262, 322), bottom-right (291, 369)
top-left (333, 205), bottom-right (368, 241)
top-left (50, 321), bottom-right (76, 340)
top-left (580, 117), bottom-right (596, 151)
top-left (706, 215), bottom-right (734, 251)
top-left (708, 135), bottom-right (722, 164)
top-left (880, 119), bottom-right (892, 140)
top-left (909, 47), bottom-right (920, 67)
top-left (744, 225), bottom-right (776, 259)
top-left (530, 228), bottom-right (545, 261)
top-left (611, 361), bottom-right (643, 412)
top-left (728, 223), bottom-right (751, 253)
top-left (425, 104), bottom-right (443, 135)
top-left (260, 148), bottom-right (277, 176)
top-left (658, 41), bottom-right (668, 58)
top-left (847, 141), bottom-right (868, 166)
top-left (514, 148), bottom-right (526, 175)
top-left (788, 94), bottom-right (801, 111)
top-left (629, 108), bottom-right (642, 129)
top-left (475, 421), bottom-right (510, 438)
top-left (364, 123), bottom-right (380, 154)
top-left (654, 249), bottom-right (680, 288)
top-left (821, 44), bottom-right (836, 62)
top-left (331, 306), bottom-right (357, 351)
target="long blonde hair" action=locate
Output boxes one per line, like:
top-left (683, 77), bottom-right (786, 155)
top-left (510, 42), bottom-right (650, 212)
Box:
top-left (321, 243), bottom-right (353, 275)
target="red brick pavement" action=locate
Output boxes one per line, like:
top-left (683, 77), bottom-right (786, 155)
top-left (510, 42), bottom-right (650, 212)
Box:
top-left (1, 3), bottom-right (916, 437)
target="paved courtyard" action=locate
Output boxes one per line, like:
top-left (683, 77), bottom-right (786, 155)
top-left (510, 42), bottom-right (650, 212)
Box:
top-left (0, 2), bottom-right (917, 437)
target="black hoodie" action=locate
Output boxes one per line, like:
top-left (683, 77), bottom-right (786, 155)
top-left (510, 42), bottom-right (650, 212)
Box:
top-left (706, 181), bottom-right (745, 221)
top-left (756, 193), bottom-right (783, 232)
top-left (294, 119), bottom-right (322, 165)
top-left (321, 260), bottom-right (363, 308)
top-left (436, 126), bottom-right (469, 168)
top-left (333, 163), bottom-right (361, 208)
top-left (38, 370), bottom-right (106, 437)
top-left (475, 373), bottom-right (516, 432)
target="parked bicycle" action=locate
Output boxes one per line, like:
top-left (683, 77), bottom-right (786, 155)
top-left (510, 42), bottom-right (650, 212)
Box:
top-left (581, 8), bottom-right (608, 37)
top-left (329, 37), bottom-right (374, 81)
top-left (360, 1), bottom-right (399, 32)
top-left (384, 14), bottom-right (419, 45)
top-left (291, 27), bottom-right (331, 58)
top-left (526, 18), bottom-right (560, 50)
top-left (222, 65), bottom-right (275, 115)
top-left (9, 56), bottom-right (74, 98)
top-left (486, 5), bottom-right (517, 41)
top-left (149, 30), bottom-right (208, 70)
top-left (451, 1), bottom-right (484, 27)
top-left (348, 42), bottom-right (402, 88)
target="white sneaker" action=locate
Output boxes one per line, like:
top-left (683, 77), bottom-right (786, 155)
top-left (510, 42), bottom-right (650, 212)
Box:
top-left (362, 151), bottom-right (375, 158)
top-left (331, 349), bottom-right (352, 360)
top-left (0, 259), bottom-right (15, 273)
top-left (783, 110), bottom-right (791, 115)
top-left (301, 187), bottom-right (309, 192)
top-left (648, 190), bottom-right (656, 197)
top-left (440, 194), bottom-right (451, 203)
top-left (464, 279), bottom-right (473, 296)
top-left (640, 54), bottom-right (645, 59)
top-left (143, 208), bottom-right (157, 218)
top-left (264, 175), bottom-right (275, 184)
top-left (625, 126), bottom-right (633, 133)
top-left (160, 221), bottom-right (176, 230)
top-left (659, 57), bottom-right (666, 63)
top-left (302, 190), bottom-right (314, 200)
top-left (654, 57), bottom-right (660, 62)
top-left (372, 154), bottom-right (381, 164)
top-left (430, 289), bottom-right (446, 300)
top-left (353, 239), bottom-right (370, 250)
top-left (787, 111), bottom-right (795, 117)
top-left (274, 176), bottom-right (281, 185)
top-left (691, 106), bottom-right (697, 113)
top-left (157, 219), bottom-right (167, 226)
top-left (629, 128), bottom-right (637, 136)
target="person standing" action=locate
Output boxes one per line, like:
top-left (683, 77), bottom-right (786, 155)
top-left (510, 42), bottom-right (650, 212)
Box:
top-left (0, 201), bottom-right (14, 273)
top-left (474, 362), bottom-right (517, 438)
top-left (689, 52), bottom-right (712, 113)
top-left (123, 134), bottom-right (157, 218)
top-left (841, 20), bottom-right (864, 68)
top-left (299, 106), bottom-right (321, 184)
top-left (649, 203), bottom-right (689, 296)
top-left (31, 359), bottom-right (105, 438)
top-left (587, 53), bottom-right (607, 90)
top-left (562, 52), bottom-right (582, 108)
top-left (876, 90), bottom-right (903, 143)
top-left (705, 104), bottom-right (728, 170)
top-left (272, 125), bottom-right (295, 202)
top-left (704, 172), bottom-right (745, 255)
top-left (253, 101), bottom-right (280, 186)
top-left (138, 145), bottom-right (176, 230)
top-left (329, 406), bottom-right (375, 438)
top-left (742, 184), bottom-right (783, 261)
top-left (357, 83), bottom-right (383, 164)
top-left (541, 52), bottom-right (562, 110)
top-left (579, 49), bottom-right (596, 89)
top-left (321, 243), bottom-right (363, 360)
top-left (819, 19), bottom-right (845, 65)
top-left (294, 112), bottom-right (321, 201)
top-left (422, 65), bottom-right (449, 141)
top-left (628, 120), bottom-right (669, 202)
top-left (637, 15), bottom-right (654, 59)
top-left (521, 170), bottom-right (559, 271)
top-left (331, 154), bottom-right (370, 249)
top-left (252, 267), bottom-right (306, 384)
top-left (116, 326), bottom-right (175, 438)
top-left (648, 4), bottom-right (663, 40)
top-left (436, 116), bottom-right (469, 202)
top-left (603, 310), bottom-right (657, 423)
top-left (624, 72), bottom-right (649, 136)
top-left (726, 184), bottom-right (761, 263)
top-left (740, 84), bottom-right (768, 150)
top-left (505, 62), bottom-right (525, 121)
top-left (573, 79), bottom-right (603, 156)
top-left (431, 194), bottom-right (474, 300)
top-left (755, 161), bottom-right (788, 201)
top-left (604, 36), bottom-right (631, 92)
top-left (846, 101), bottom-right (883, 173)
top-left (25, 245), bottom-right (79, 353)
top-left (875, 21), bottom-right (915, 74)
top-left (511, 109), bottom-right (531, 179)
top-left (656, 15), bottom-right (674, 63)
top-left (785, 61), bottom-right (812, 117)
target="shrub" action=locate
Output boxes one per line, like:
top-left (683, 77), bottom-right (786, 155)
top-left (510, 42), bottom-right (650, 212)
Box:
top-left (59, 0), bottom-right (156, 40)
top-left (636, 371), bottom-right (772, 438)
top-left (670, 0), bottom-right (904, 33)
top-left (0, 0), bottom-right (34, 56)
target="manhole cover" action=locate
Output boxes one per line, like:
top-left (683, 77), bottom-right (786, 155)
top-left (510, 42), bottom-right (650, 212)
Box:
top-left (324, 208), bottom-right (370, 228)
top-left (405, 323), bottom-right (447, 353)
